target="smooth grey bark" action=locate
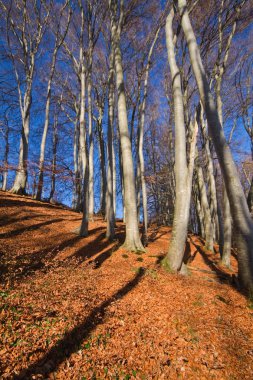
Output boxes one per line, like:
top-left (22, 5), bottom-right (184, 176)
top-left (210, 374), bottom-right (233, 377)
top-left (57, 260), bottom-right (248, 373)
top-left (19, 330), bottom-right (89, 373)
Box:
top-left (106, 44), bottom-right (116, 239)
top-left (36, 50), bottom-right (57, 200)
top-left (193, 181), bottom-right (205, 238)
top-left (137, 26), bottom-right (161, 245)
top-left (88, 64), bottom-right (94, 220)
top-left (112, 133), bottom-right (116, 216)
top-left (214, 1), bottom-right (243, 264)
top-left (78, 3), bottom-right (89, 236)
top-left (163, 9), bottom-right (198, 272)
top-left (222, 184), bottom-right (232, 267)
top-left (111, 0), bottom-right (144, 251)
top-left (79, 65), bottom-right (89, 236)
top-left (73, 113), bottom-right (82, 211)
top-left (195, 147), bottom-right (214, 251)
top-left (178, 0), bottom-right (253, 291)
top-left (97, 107), bottom-right (107, 218)
top-left (199, 107), bottom-right (220, 243)
top-left (11, 72), bottom-right (32, 194)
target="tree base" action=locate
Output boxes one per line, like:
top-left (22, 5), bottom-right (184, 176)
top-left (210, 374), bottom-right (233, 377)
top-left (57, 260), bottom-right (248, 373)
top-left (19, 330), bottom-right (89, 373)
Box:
top-left (122, 240), bottom-right (145, 253)
top-left (72, 225), bottom-right (88, 237)
top-left (9, 186), bottom-right (26, 195)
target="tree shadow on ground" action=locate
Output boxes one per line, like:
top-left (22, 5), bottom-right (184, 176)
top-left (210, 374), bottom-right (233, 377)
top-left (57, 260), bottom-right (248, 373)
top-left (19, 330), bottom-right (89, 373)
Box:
top-left (0, 218), bottom-right (65, 239)
top-left (0, 213), bottom-right (42, 228)
top-left (0, 221), bottom-right (127, 285)
top-left (69, 225), bottom-right (125, 268)
top-left (14, 268), bottom-right (145, 380)
top-left (189, 236), bottom-right (234, 284)
top-left (148, 230), bottom-right (168, 243)
top-left (0, 226), bottom-right (106, 285)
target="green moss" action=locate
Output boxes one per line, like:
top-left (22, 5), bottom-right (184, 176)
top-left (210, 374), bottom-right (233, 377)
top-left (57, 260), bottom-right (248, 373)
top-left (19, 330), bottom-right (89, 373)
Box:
top-left (161, 257), bottom-right (173, 273)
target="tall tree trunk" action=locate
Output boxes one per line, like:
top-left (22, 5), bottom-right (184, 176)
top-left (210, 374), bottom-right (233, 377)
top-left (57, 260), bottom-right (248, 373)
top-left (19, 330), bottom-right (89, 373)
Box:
top-left (137, 27), bottom-right (160, 245)
top-left (36, 2), bottom-right (71, 200)
top-left (199, 107), bottom-right (221, 243)
top-left (163, 9), bottom-right (197, 272)
top-left (73, 116), bottom-right (82, 211)
top-left (193, 181), bottom-right (205, 238)
top-left (195, 149), bottom-right (214, 251)
top-left (178, 0), bottom-right (253, 291)
top-left (106, 45), bottom-right (115, 239)
top-left (216, 75), bottom-right (232, 261)
top-left (113, 23), bottom-right (144, 251)
top-left (112, 137), bottom-right (116, 216)
top-left (49, 114), bottom-right (58, 202)
top-left (36, 45), bottom-right (59, 200)
top-left (98, 116), bottom-right (106, 217)
top-left (79, 65), bottom-right (89, 236)
top-left (88, 66), bottom-right (94, 220)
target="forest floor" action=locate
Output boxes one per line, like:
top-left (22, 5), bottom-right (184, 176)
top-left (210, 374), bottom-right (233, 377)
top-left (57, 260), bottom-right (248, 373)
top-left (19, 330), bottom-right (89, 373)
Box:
top-left (0, 191), bottom-right (253, 380)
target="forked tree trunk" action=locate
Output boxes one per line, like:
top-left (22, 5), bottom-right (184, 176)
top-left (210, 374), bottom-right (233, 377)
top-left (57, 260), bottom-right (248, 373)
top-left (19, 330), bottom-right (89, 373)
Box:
top-left (163, 9), bottom-right (197, 272)
top-left (178, 0), bottom-right (253, 291)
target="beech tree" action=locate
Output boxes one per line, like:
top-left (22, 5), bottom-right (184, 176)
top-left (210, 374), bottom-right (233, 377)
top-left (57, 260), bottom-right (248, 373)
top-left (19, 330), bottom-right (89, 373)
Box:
top-left (0, 0), bottom-right (51, 194)
top-left (163, 7), bottom-right (198, 273)
top-left (109, 0), bottom-right (144, 251)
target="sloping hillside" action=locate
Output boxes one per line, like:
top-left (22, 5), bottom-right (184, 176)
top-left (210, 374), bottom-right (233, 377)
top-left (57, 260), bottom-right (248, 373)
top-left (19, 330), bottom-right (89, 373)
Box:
top-left (0, 191), bottom-right (252, 379)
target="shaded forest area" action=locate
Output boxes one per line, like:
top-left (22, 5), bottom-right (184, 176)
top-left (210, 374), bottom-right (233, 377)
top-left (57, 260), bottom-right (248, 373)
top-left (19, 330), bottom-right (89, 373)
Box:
top-left (1, 0), bottom-right (253, 378)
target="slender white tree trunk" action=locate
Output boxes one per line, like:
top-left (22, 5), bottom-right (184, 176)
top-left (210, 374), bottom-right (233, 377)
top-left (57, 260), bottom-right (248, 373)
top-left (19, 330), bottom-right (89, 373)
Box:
top-left (79, 66), bottom-right (89, 236)
top-left (97, 114), bottom-right (106, 217)
top-left (36, 57), bottom-right (56, 200)
top-left (163, 9), bottom-right (197, 272)
top-left (106, 46), bottom-right (115, 239)
top-left (113, 26), bottom-right (144, 251)
top-left (88, 65), bottom-right (94, 220)
top-left (137, 27), bottom-right (160, 245)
